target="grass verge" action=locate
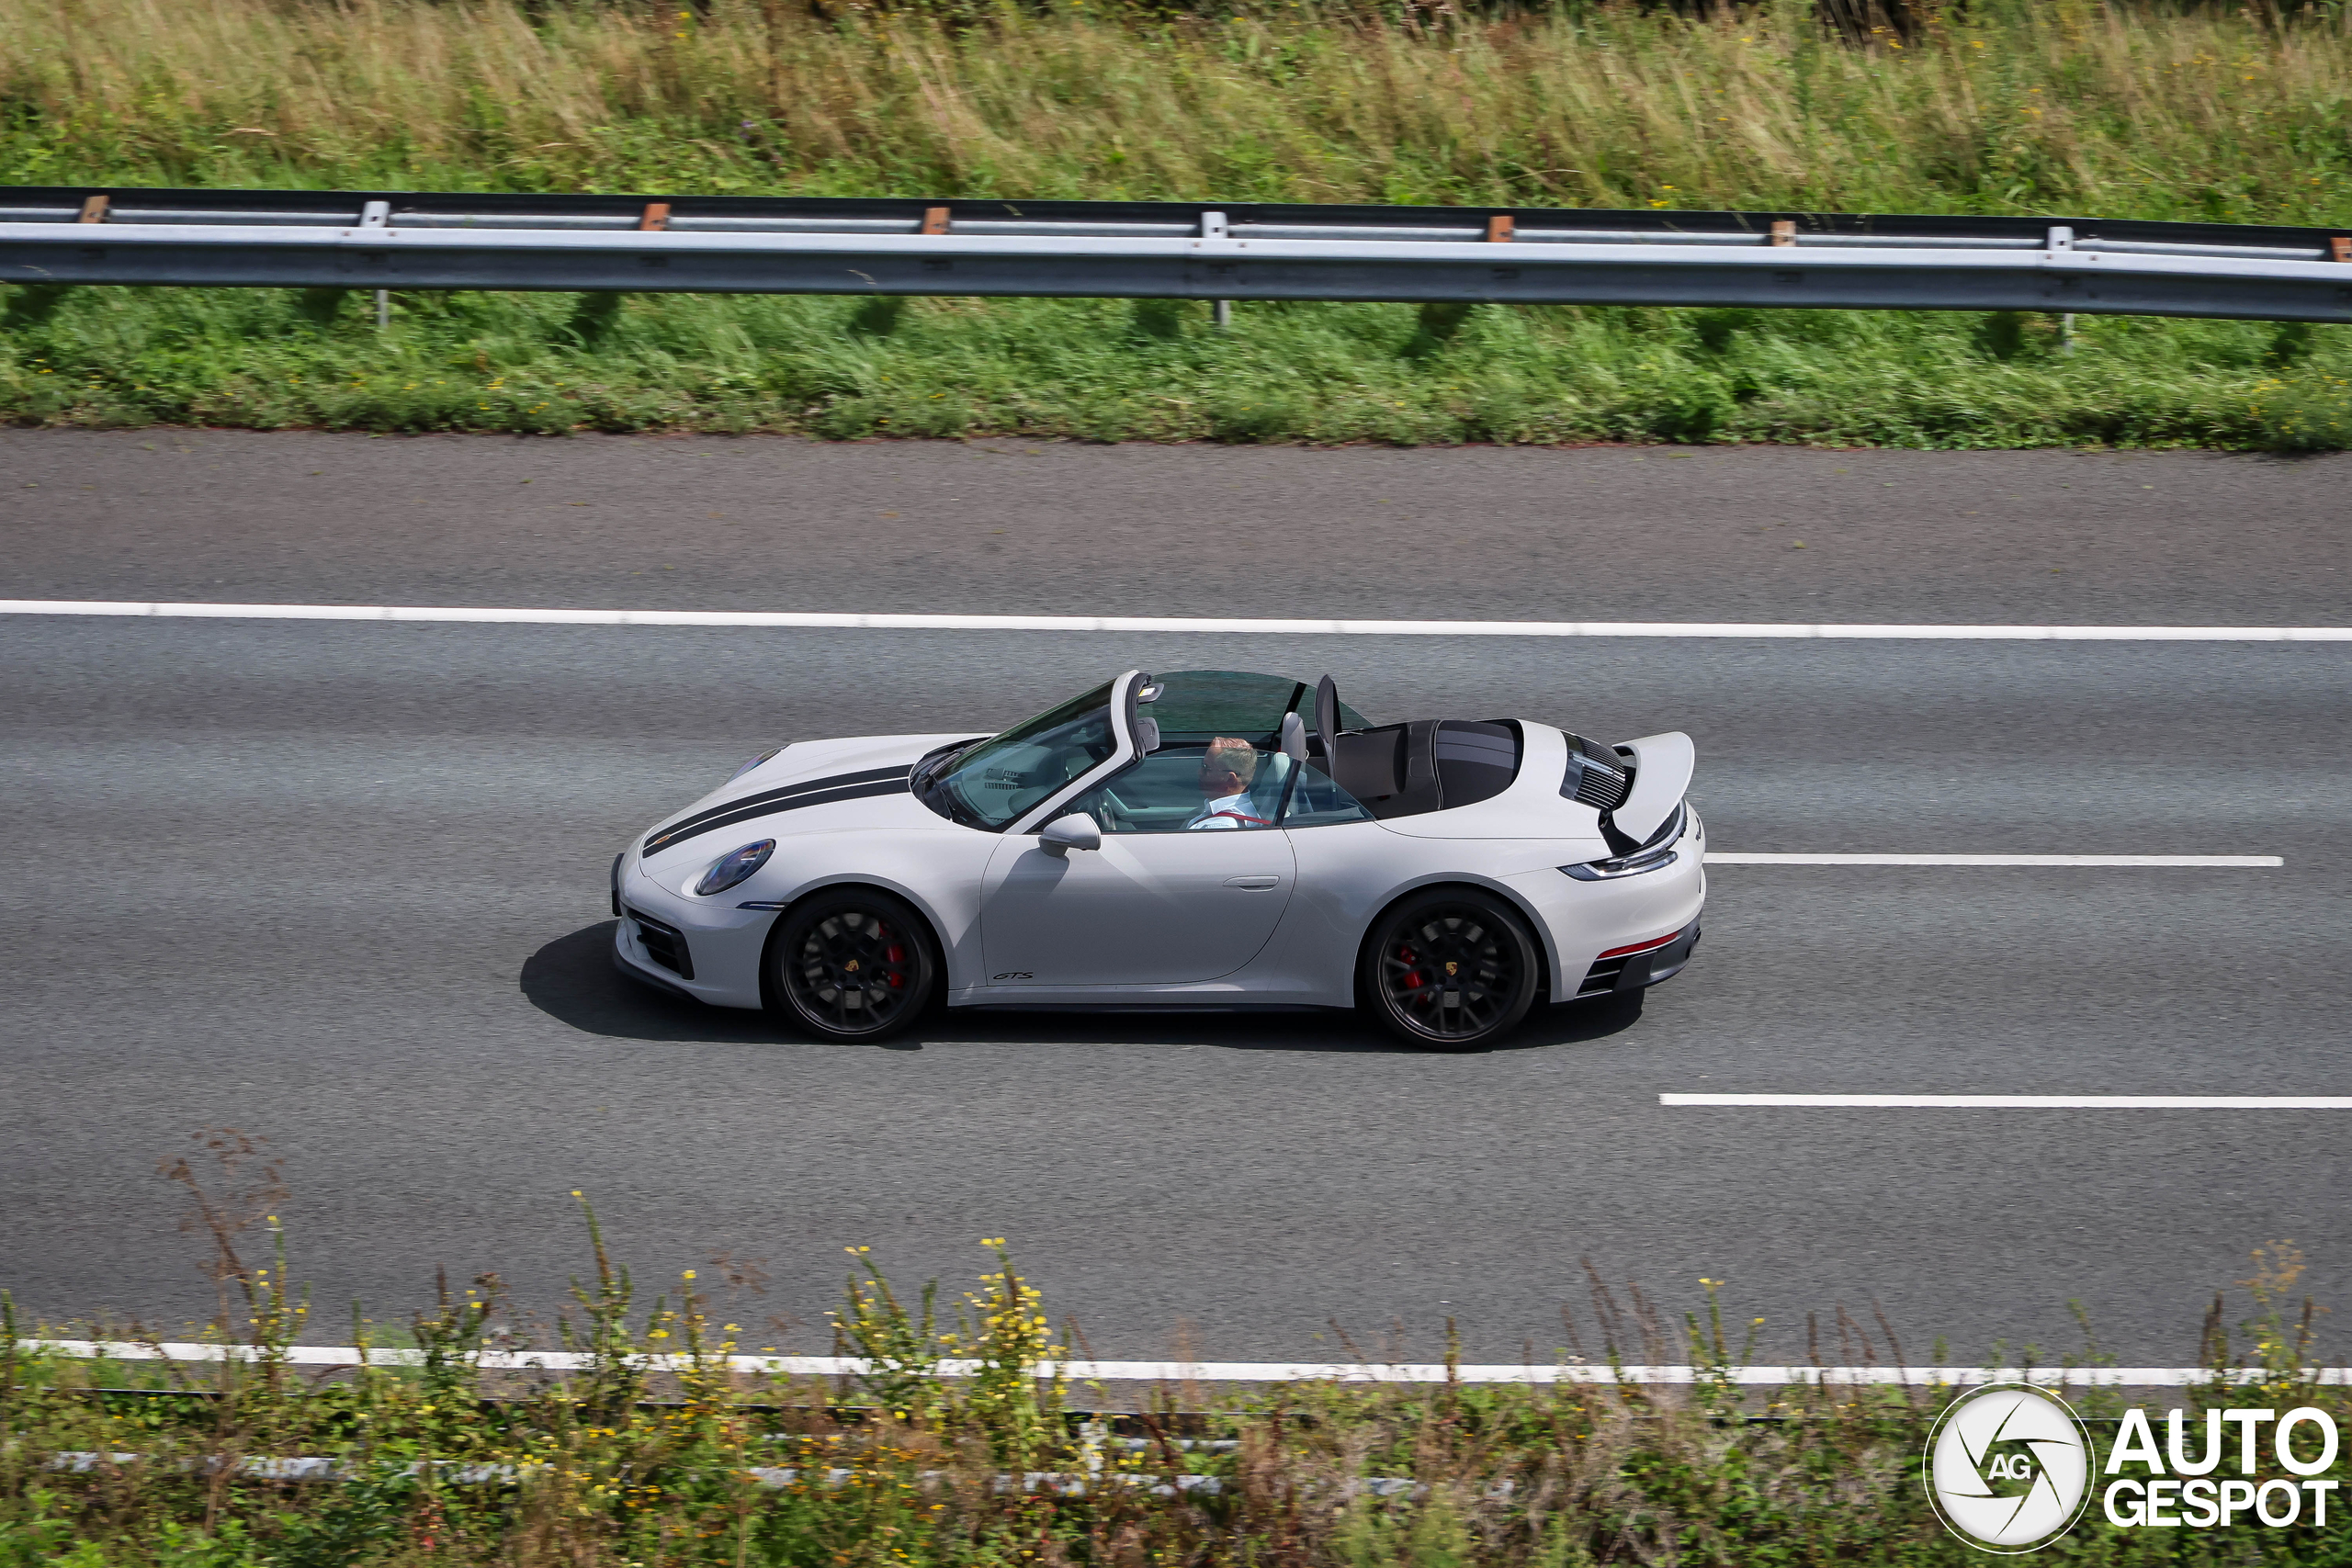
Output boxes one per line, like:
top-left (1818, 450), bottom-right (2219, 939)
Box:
top-left (5, 286), bottom-right (2349, 448)
top-left (2, 0), bottom-right (2349, 446)
top-left (5, 1137), bottom-right (2351, 1565)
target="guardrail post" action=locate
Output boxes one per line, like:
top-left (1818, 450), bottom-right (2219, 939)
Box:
top-left (2332, 237), bottom-right (2350, 263)
top-left (2049, 229), bottom-right (2076, 351)
top-left (360, 200), bottom-right (390, 328)
top-left (921, 206), bottom-right (950, 235)
top-left (1201, 210), bottom-right (1231, 328)
top-left (77, 195), bottom-right (107, 224)
top-left (2049, 230), bottom-right (2077, 350)
top-left (639, 203), bottom-right (671, 232)
top-left (1487, 215), bottom-right (1514, 243)
top-left (1769, 220), bottom-right (1795, 247)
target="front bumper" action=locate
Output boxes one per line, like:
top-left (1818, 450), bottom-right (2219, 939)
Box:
top-left (611, 847), bottom-right (777, 1010)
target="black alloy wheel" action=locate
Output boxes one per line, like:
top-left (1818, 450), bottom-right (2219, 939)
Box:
top-left (1362, 890), bottom-right (1540, 1050)
top-left (768, 889), bottom-right (938, 1042)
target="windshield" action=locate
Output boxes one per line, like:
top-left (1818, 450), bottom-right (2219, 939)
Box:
top-left (916, 680), bottom-right (1117, 830)
top-left (1148, 670), bottom-right (1370, 745)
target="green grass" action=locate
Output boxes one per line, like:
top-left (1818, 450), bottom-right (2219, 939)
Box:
top-left (4, 283), bottom-right (2348, 447)
top-left (2, 0), bottom-right (2350, 446)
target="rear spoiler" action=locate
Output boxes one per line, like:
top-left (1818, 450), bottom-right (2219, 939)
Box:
top-left (1612, 732), bottom-right (1694, 842)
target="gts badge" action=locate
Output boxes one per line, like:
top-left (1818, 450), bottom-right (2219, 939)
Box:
top-left (991, 972), bottom-right (1034, 981)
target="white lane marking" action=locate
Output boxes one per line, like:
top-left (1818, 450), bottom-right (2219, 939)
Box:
top-left (25, 1341), bottom-right (2342, 1386)
top-left (1664, 1093), bottom-right (2352, 1109)
top-left (4, 600), bottom-right (2351, 640)
top-left (1706, 852), bottom-right (2282, 867)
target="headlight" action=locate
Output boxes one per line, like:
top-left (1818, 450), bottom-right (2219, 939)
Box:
top-left (729, 743), bottom-right (790, 783)
top-left (695, 840), bottom-right (775, 897)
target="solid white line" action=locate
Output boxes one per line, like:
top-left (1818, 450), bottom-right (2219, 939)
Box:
top-left (1705, 852), bottom-right (2282, 868)
top-left (23, 1342), bottom-right (2346, 1386)
top-left (4, 599), bottom-right (2351, 640)
top-left (1663, 1093), bottom-right (2352, 1109)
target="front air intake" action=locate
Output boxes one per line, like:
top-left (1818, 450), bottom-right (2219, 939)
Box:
top-left (626, 907), bottom-right (695, 979)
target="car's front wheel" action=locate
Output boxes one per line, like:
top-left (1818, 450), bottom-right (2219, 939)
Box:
top-left (1361, 889), bottom-right (1540, 1051)
top-left (766, 888), bottom-right (938, 1043)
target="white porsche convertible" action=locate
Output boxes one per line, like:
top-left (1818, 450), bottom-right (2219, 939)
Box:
top-left (612, 669), bottom-right (1702, 1050)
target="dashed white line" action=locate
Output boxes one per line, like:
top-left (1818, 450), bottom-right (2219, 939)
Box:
top-left (1705, 852), bottom-right (2282, 867)
top-left (4, 600), bottom-right (2351, 640)
top-left (1663, 1094), bottom-right (2352, 1109)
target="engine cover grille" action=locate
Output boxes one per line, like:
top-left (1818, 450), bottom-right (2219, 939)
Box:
top-left (1559, 736), bottom-right (1631, 811)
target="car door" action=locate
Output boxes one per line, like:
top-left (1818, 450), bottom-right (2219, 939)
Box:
top-left (979, 749), bottom-right (1296, 987)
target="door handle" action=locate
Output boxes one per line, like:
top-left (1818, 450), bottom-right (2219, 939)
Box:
top-left (1224, 874), bottom-right (1282, 890)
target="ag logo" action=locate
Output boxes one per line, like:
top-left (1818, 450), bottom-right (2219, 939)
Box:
top-left (1925, 1382), bottom-right (2093, 1553)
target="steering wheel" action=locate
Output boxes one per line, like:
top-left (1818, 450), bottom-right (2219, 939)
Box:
top-left (1094, 787), bottom-right (1137, 833)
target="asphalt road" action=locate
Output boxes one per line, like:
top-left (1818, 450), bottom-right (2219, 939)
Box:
top-left (2, 433), bottom-right (2346, 1371)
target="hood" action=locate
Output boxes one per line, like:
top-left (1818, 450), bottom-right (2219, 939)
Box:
top-left (639, 731), bottom-right (978, 861)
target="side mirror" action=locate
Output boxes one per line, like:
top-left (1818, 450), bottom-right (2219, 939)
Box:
top-left (1039, 814), bottom-right (1102, 855)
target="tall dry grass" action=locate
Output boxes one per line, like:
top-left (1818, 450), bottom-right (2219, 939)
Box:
top-left (3, 0), bottom-right (2348, 222)
top-left (9, 1196), bottom-right (2352, 1567)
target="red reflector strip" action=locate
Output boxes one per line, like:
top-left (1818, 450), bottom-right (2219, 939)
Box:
top-left (1597, 930), bottom-right (1682, 961)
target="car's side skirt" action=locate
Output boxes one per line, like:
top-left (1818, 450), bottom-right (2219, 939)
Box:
top-left (951, 1001), bottom-right (1349, 1015)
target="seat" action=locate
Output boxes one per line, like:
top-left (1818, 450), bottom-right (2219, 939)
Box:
top-left (1245, 751), bottom-right (1294, 824)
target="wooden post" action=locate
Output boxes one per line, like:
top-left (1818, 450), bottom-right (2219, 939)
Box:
top-left (761, 0), bottom-right (787, 112)
top-left (77, 194), bottom-right (108, 224)
top-left (639, 202), bottom-right (671, 231)
top-left (1486, 215), bottom-right (1514, 243)
top-left (1769, 220), bottom-right (1796, 247)
top-left (920, 206), bottom-right (950, 235)
top-left (2333, 237), bottom-right (2351, 263)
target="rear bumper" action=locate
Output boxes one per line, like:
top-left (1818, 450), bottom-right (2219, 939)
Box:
top-left (1572, 922), bottom-right (1700, 1000)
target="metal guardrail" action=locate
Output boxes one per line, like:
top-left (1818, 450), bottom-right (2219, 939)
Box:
top-left (4, 186), bottom-right (2348, 321)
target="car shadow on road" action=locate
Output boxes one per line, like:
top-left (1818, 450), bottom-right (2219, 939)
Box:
top-left (523, 921), bottom-right (1645, 1055)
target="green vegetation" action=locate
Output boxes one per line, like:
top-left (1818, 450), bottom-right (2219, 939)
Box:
top-left (5, 1145), bottom-right (2349, 1566)
top-left (6, 285), bottom-right (2348, 447)
top-left (1, 0), bottom-right (2348, 445)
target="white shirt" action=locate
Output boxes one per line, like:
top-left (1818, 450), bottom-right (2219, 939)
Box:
top-left (1186, 792), bottom-right (1271, 830)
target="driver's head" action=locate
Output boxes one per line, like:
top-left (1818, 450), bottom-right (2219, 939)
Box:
top-left (1200, 737), bottom-right (1260, 799)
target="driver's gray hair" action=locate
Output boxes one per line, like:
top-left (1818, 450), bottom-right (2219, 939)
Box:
top-left (1204, 737), bottom-right (1260, 784)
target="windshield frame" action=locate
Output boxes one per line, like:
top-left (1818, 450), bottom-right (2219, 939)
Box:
top-left (911, 671), bottom-right (1147, 833)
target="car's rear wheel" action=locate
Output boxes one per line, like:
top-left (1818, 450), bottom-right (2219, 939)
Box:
top-left (766, 889), bottom-right (937, 1043)
top-left (1361, 889), bottom-right (1540, 1051)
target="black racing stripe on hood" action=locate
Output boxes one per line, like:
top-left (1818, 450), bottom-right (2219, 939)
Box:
top-left (646, 764), bottom-right (912, 848)
top-left (643, 766), bottom-right (911, 854)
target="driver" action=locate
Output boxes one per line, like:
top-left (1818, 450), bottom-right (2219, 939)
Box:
top-left (1186, 738), bottom-right (1271, 829)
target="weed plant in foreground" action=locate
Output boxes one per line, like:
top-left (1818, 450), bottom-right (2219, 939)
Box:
top-left (5, 1149), bottom-right (2351, 1564)
top-left (1, 0), bottom-right (2350, 446)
